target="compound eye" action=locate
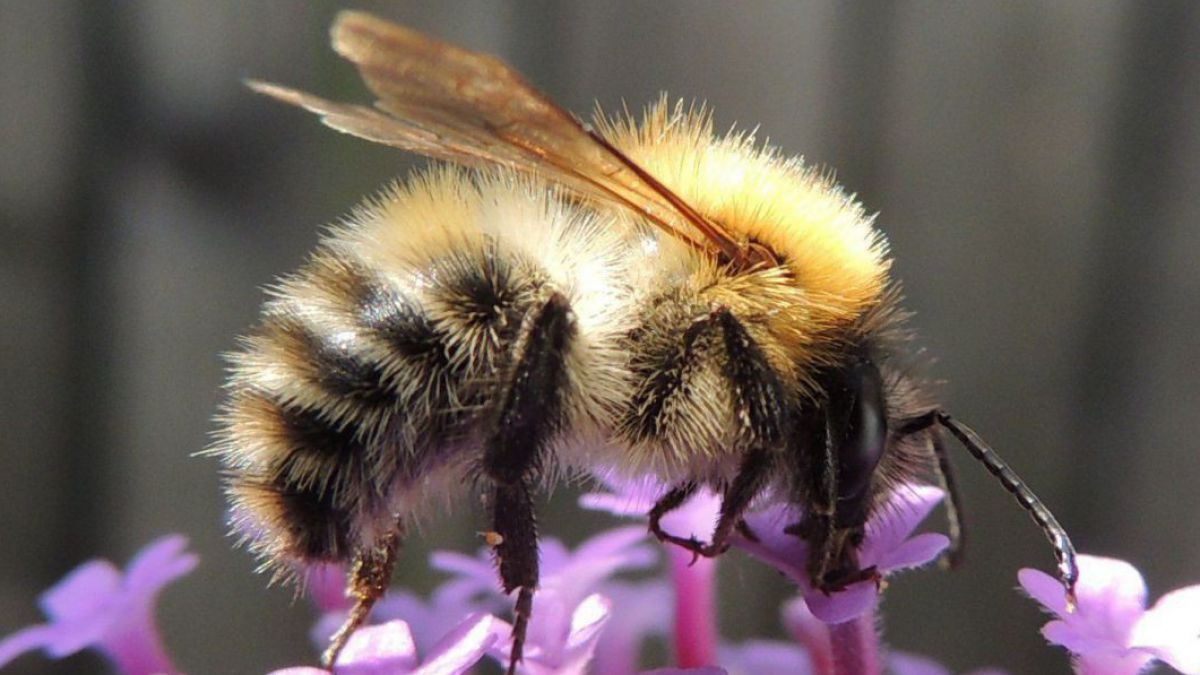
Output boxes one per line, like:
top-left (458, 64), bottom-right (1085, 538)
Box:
top-left (835, 358), bottom-right (888, 512)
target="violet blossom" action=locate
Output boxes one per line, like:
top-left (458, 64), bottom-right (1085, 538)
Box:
top-left (581, 476), bottom-right (724, 668)
top-left (733, 484), bottom-right (950, 624)
top-left (590, 580), bottom-right (672, 675)
top-left (486, 592), bottom-right (612, 675)
top-left (0, 534), bottom-right (197, 675)
top-left (1020, 554), bottom-right (1200, 674)
top-left (582, 475), bottom-right (949, 625)
top-left (583, 475), bottom-right (964, 675)
top-left (308, 572), bottom-right (491, 656)
top-left (429, 526), bottom-right (656, 674)
top-left (272, 615), bottom-right (496, 675)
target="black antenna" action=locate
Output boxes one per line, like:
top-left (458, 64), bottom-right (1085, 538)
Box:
top-left (902, 410), bottom-right (1079, 610)
top-left (940, 412), bottom-right (1078, 609)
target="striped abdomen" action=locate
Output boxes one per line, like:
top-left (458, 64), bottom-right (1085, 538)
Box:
top-left (213, 171), bottom-right (637, 573)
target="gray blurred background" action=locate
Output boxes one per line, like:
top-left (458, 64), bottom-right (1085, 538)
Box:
top-left (3, 2), bottom-right (1198, 673)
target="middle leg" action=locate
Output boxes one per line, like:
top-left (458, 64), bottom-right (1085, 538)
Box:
top-left (647, 307), bottom-right (788, 558)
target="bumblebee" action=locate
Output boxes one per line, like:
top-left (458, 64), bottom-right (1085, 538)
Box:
top-left (214, 11), bottom-right (1078, 672)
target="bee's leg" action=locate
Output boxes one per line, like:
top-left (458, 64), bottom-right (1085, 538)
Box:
top-left (491, 480), bottom-right (538, 675)
top-left (648, 481), bottom-right (700, 548)
top-left (483, 292), bottom-right (576, 675)
top-left (701, 446), bottom-right (776, 556)
top-left (697, 309), bottom-right (787, 556)
top-left (931, 429), bottom-right (966, 568)
top-left (801, 410), bottom-right (842, 585)
top-left (321, 525), bottom-right (403, 667)
top-left (650, 308), bottom-right (786, 558)
top-left (895, 410), bottom-right (967, 567)
top-left (634, 310), bottom-right (722, 553)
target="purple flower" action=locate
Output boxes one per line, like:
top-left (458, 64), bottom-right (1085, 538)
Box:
top-left (734, 484), bottom-right (949, 624)
top-left (0, 534), bottom-right (198, 675)
top-left (309, 578), bottom-right (492, 656)
top-left (583, 473), bottom-right (949, 626)
top-left (487, 592), bottom-right (612, 675)
top-left (580, 473), bottom-right (723, 542)
top-left (430, 527), bottom-right (655, 673)
top-left (591, 580), bottom-right (672, 675)
top-left (274, 614), bottom-right (496, 675)
top-left (1020, 554), bottom-right (1200, 675)
top-left (431, 526), bottom-right (656, 615)
top-left (582, 476), bottom-right (723, 668)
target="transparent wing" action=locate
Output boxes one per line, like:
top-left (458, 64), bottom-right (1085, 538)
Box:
top-left (250, 10), bottom-right (751, 264)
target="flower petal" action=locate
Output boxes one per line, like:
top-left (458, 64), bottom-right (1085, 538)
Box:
top-left (335, 620), bottom-right (419, 674)
top-left (122, 535), bottom-right (199, 597)
top-left (566, 594), bottom-right (612, 652)
top-left (732, 484), bottom-right (948, 611)
top-left (36, 561), bottom-right (124, 655)
top-left (429, 551), bottom-right (499, 589)
top-left (39, 560), bottom-right (122, 622)
top-left (732, 507), bottom-right (809, 587)
top-left (578, 493), bottom-right (650, 518)
top-left (1018, 568), bottom-right (1069, 617)
top-left (579, 472), bottom-right (662, 517)
top-left (1132, 584), bottom-right (1200, 674)
top-left (1041, 620), bottom-right (1124, 657)
top-left (592, 581), bottom-right (671, 675)
top-left (416, 613), bottom-right (497, 675)
top-left (659, 489), bottom-right (722, 541)
top-left (0, 625), bottom-right (58, 669)
top-left (860, 485), bottom-right (944, 559)
top-left (1074, 651), bottom-right (1154, 675)
top-left (568, 527), bottom-right (654, 568)
top-left (1073, 556), bottom-right (1147, 633)
top-left (875, 533), bottom-right (949, 571)
top-left (782, 597), bottom-right (831, 669)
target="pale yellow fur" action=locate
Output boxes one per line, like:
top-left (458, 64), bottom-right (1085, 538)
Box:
top-left (600, 99), bottom-right (890, 327)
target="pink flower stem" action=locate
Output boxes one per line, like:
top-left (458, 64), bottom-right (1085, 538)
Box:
top-left (668, 548), bottom-right (718, 668)
top-left (827, 614), bottom-right (880, 675)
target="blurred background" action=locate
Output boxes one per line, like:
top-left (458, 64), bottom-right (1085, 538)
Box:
top-left (3, 2), bottom-right (1198, 673)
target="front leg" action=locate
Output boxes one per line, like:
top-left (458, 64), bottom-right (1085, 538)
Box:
top-left (896, 410), bottom-right (967, 569)
top-left (797, 409), bottom-right (842, 586)
top-left (482, 292), bottom-right (576, 675)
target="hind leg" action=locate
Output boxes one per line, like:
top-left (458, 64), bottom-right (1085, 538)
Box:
top-left (321, 525), bottom-right (403, 667)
